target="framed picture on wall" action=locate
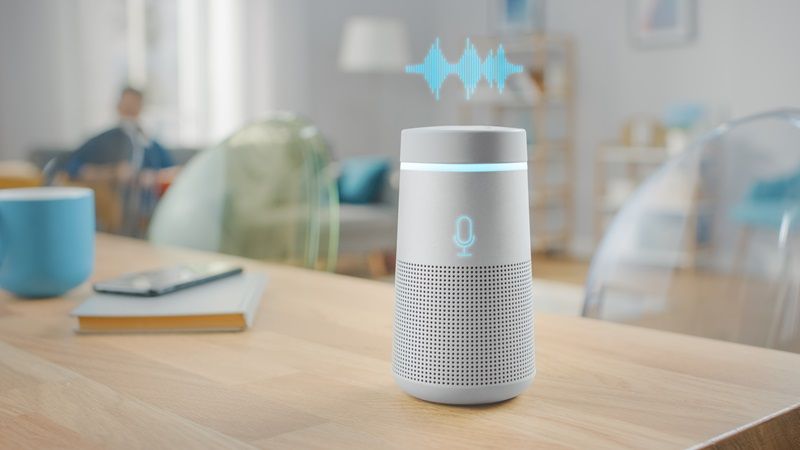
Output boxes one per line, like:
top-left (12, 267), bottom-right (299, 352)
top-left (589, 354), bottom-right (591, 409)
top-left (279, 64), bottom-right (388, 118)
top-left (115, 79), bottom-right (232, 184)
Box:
top-left (489, 0), bottom-right (546, 34)
top-left (629, 0), bottom-right (696, 48)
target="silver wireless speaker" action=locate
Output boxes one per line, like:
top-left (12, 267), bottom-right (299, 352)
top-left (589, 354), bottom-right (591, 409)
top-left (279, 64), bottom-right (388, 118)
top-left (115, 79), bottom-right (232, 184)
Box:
top-left (392, 126), bottom-right (535, 405)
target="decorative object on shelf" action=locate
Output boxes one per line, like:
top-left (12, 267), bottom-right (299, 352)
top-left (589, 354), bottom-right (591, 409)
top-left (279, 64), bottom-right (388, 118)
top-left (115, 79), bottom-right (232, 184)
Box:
top-left (662, 102), bottom-right (706, 155)
top-left (506, 69), bottom-right (542, 103)
top-left (544, 63), bottom-right (567, 99)
top-left (620, 115), bottom-right (666, 147)
top-left (528, 67), bottom-right (546, 94)
top-left (662, 102), bottom-right (705, 129)
top-left (629, 0), bottom-right (696, 48)
top-left (490, 0), bottom-right (546, 34)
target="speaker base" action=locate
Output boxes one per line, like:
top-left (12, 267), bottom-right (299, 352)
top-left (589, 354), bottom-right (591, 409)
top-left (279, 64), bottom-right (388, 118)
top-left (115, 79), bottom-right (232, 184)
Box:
top-left (394, 372), bottom-right (535, 405)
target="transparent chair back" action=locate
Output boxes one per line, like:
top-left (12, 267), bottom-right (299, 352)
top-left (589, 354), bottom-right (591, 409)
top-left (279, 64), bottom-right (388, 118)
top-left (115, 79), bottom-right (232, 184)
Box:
top-left (149, 113), bottom-right (339, 271)
top-left (584, 109), bottom-right (800, 353)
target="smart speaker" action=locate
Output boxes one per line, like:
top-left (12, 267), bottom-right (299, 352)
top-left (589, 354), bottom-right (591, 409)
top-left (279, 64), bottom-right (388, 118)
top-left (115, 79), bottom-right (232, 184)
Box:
top-left (392, 126), bottom-right (535, 405)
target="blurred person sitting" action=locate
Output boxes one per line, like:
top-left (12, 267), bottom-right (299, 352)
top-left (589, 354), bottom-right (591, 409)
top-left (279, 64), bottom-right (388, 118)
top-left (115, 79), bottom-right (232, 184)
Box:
top-left (64, 87), bottom-right (176, 235)
top-left (66, 86), bottom-right (174, 180)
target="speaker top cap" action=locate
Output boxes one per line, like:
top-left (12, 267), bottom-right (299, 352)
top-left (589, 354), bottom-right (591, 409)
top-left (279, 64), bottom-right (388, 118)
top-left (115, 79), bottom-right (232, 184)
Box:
top-left (401, 126), bottom-right (527, 164)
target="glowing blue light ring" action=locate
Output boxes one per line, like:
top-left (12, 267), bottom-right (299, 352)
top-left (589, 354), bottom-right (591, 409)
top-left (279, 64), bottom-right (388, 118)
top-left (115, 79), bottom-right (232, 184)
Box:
top-left (400, 162), bottom-right (527, 172)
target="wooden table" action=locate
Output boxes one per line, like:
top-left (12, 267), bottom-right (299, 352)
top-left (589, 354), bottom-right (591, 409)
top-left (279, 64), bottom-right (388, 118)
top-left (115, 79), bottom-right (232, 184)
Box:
top-left (1, 235), bottom-right (799, 449)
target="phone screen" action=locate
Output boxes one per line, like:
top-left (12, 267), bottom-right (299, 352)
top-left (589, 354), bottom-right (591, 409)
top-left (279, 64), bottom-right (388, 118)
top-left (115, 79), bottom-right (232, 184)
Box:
top-left (93, 262), bottom-right (243, 296)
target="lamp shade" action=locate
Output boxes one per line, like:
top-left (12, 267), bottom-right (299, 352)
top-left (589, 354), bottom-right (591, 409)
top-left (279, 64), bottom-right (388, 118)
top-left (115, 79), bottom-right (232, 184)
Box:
top-left (338, 16), bottom-right (410, 73)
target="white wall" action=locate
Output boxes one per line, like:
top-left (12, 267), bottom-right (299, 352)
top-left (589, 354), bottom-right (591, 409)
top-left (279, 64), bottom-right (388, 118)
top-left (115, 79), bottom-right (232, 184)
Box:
top-left (0, 0), bottom-right (126, 159)
top-left (244, 0), bottom-right (310, 120)
top-left (546, 0), bottom-right (800, 254)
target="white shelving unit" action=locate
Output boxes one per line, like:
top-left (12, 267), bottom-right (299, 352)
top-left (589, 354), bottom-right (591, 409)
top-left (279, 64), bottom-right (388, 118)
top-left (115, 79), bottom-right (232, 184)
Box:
top-left (594, 143), bottom-right (671, 243)
top-left (595, 142), bottom-right (711, 268)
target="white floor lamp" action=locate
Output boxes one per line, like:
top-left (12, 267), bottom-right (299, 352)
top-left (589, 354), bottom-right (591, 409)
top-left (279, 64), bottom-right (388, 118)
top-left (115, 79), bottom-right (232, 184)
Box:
top-left (338, 16), bottom-right (410, 153)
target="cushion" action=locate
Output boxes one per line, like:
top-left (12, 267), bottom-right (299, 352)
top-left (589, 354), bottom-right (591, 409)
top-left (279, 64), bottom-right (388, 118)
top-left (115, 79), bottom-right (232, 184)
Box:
top-left (338, 157), bottom-right (390, 204)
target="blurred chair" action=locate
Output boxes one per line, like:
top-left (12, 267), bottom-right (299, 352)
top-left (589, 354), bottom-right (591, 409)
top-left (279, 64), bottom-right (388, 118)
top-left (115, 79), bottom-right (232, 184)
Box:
top-left (584, 109), bottom-right (800, 353)
top-left (148, 113), bottom-right (339, 271)
top-left (44, 130), bottom-right (160, 238)
top-left (0, 160), bottom-right (42, 188)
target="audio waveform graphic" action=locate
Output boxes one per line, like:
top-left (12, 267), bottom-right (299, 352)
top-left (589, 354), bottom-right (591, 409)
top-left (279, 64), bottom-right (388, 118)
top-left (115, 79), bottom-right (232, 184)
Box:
top-left (405, 38), bottom-right (523, 100)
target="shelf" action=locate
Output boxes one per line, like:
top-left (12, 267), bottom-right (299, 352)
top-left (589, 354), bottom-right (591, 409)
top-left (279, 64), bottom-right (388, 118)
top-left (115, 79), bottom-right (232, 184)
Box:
top-left (482, 33), bottom-right (573, 53)
top-left (460, 96), bottom-right (566, 109)
top-left (531, 203), bottom-right (569, 211)
top-left (529, 140), bottom-right (569, 153)
top-left (596, 202), bottom-right (625, 214)
top-left (530, 186), bottom-right (570, 208)
top-left (529, 151), bottom-right (569, 166)
top-left (531, 183), bottom-right (570, 193)
top-left (531, 231), bottom-right (570, 251)
top-left (618, 249), bottom-right (698, 269)
top-left (599, 144), bottom-right (669, 165)
top-left (596, 199), bottom-right (712, 215)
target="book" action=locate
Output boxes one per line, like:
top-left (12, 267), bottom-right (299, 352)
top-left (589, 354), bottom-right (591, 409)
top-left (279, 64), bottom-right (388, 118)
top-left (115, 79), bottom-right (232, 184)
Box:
top-left (72, 272), bottom-right (267, 333)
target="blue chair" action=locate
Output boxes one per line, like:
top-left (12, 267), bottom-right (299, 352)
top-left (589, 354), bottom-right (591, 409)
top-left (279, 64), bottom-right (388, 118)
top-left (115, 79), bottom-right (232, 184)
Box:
top-left (734, 168), bottom-right (800, 227)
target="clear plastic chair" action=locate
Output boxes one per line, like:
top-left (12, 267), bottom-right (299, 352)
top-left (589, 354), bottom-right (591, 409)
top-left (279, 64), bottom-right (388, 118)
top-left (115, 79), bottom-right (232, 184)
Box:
top-left (148, 113), bottom-right (339, 271)
top-left (584, 109), bottom-right (800, 353)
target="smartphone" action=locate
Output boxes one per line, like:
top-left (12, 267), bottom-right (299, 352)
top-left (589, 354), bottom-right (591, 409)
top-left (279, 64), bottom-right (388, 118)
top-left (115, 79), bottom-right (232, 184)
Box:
top-left (93, 262), bottom-right (244, 297)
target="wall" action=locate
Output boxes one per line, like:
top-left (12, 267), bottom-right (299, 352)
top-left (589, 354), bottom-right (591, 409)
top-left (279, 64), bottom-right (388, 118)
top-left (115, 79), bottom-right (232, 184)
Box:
top-left (0, 0), bottom-right (125, 159)
top-left (546, 0), bottom-right (800, 254)
top-left (244, 0), bottom-right (310, 120)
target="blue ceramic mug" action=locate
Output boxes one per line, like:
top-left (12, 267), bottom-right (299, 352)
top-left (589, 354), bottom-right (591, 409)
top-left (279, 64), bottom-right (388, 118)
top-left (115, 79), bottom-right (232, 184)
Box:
top-left (0, 187), bottom-right (95, 298)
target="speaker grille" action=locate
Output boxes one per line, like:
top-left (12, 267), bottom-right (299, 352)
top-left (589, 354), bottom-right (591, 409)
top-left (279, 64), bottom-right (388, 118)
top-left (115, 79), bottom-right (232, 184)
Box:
top-left (393, 260), bottom-right (534, 386)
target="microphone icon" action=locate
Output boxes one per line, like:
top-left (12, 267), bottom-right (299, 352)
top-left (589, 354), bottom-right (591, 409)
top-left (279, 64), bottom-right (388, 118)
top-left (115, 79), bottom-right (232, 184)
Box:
top-left (453, 215), bottom-right (476, 257)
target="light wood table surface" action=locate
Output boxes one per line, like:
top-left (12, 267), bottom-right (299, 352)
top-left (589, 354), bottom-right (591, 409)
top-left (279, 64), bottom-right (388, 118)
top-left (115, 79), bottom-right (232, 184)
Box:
top-left (1, 234), bottom-right (799, 449)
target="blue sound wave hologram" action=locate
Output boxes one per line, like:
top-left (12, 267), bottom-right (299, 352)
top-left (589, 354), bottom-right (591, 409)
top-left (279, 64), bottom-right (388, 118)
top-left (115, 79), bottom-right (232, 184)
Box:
top-left (405, 38), bottom-right (524, 100)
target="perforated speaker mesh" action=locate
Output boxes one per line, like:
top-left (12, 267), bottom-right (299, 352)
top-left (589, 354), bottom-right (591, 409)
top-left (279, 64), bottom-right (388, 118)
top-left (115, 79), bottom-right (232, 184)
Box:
top-left (393, 260), bottom-right (534, 386)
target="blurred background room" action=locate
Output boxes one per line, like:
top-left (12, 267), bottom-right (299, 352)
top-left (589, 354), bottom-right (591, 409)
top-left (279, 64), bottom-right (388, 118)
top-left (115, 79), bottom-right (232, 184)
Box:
top-left (1, 0), bottom-right (799, 351)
